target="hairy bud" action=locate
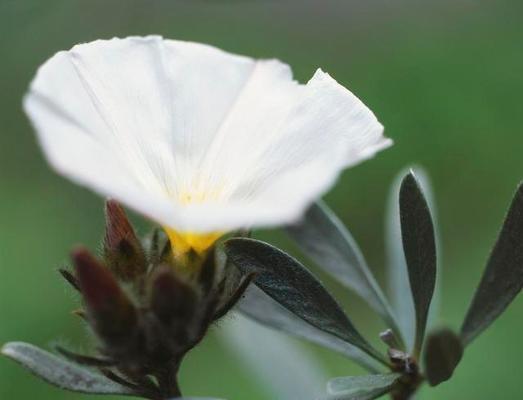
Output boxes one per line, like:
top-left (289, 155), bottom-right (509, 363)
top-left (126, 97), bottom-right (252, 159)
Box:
top-left (149, 266), bottom-right (198, 348)
top-left (72, 247), bottom-right (138, 349)
top-left (45, 210), bottom-right (254, 399)
top-left (104, 200), bottom-right (147, 282)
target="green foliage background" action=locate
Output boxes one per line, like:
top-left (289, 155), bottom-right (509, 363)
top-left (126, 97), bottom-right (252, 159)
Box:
top-left (1, 0), bottom-right (522, 398)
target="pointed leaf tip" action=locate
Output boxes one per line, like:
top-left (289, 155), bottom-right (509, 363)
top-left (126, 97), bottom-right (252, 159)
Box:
top-left (225, 238), bottom-right (387, 365)
top-left (423, 329), bottom-right (463, 386)
top-left (461, 183), bottom-right (523, 345)
top-left (399, 172), bottom-right (437, 355)
top-left (1, 342), bottom-right (134, 395)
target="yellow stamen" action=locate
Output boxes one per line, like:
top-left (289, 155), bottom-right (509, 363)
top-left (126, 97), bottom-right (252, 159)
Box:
top-left (164, 188), bottom-right (224, 259)
top-left (164, 227), bottom-right (222, 256)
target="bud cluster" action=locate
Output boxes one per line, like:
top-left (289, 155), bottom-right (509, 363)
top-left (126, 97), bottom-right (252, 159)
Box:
top-left (59, 200), bottom-right (252, 399)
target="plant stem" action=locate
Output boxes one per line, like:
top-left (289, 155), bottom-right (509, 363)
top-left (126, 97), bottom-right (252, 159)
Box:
top-left (156, 361), bottom-right (182, 399)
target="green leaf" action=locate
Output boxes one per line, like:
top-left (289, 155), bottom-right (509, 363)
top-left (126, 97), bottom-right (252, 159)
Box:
top-left (399, 171), bottom-right (437, 355)
top-left (286, 201), bottom-right (401, 341)
top-left (225, 238), bottom-right (388, 365)
top-left (461, 183), bottom-right (523, 345)
top-left (325, 373), bottom-right (400, 400)
top-left (386, 168), bottom-right (440, 351)
top-left (238, 285), bottom-right (382, 373)
top-left (221, 313), bottom-right (327, 400)
top-left (423, 328), bottom-right (463, 386)
top-left (1, 342), bottom-right (135, 396)
top-left (386, 172), bottom-right (415, 350)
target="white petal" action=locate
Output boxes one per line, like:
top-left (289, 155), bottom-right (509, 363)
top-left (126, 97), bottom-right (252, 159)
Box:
top-left (174, 69), bottom-right (391, 232)
top-left (24, 36), bottom-right (257, 229)
top-left (25, 36), bottom-right (391, 233)
top-left (24, 91), bottom-right (175, 226)
top-left (233, 69), bottom-right (391, 221)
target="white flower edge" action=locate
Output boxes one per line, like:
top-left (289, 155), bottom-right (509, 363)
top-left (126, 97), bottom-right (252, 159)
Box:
top-left (24, 36), bottom-right (392, 235)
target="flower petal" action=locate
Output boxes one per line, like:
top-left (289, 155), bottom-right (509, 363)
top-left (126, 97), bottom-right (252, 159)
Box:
top-left (24, 36), bottom-right (257, 228)
top-left (25, 37), bottom-right (390, 233)
top-left (228, 69), bottom-right (390, 214)
top-left (172, 70), bottom-right (391, 231)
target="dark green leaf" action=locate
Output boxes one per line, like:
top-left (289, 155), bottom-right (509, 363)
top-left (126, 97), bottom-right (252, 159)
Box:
top-left (461, 183), bottom-right (523, 345)
top-left (238, 285), bottom-right (382, 373)
top-left (423, 328), bottom-right (463, 386)
top-left (386, 168), bottom-right (440, 351)
top-left (325, 373), bottom-right (400, 400)
top-left (1, 342), bottom-right (135, 395)
top-left (399, 172), bottom-right (437, 355)
top-left (386, 172), bottom-right (415, 351)
top-left (225, 238), bottom-right (388, 365)
top-left (287, 201), bottom-right (401, 340)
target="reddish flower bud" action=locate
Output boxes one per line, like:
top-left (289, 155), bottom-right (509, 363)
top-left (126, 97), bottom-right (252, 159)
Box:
top-left (149, 266), bottom-right (198, 345)
top-left (104, 200), bottom-right (147, 282)
top-left (72, 247), bottom-right (138, 347)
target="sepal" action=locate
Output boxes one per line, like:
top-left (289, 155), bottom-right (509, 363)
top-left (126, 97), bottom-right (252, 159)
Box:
top-left (104, 200), bottom-right (147, 282)
top-left (72, 247), bottom-right (138, 349)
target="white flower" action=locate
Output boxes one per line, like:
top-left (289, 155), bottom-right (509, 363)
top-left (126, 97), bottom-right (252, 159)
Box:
top-left (24, 36), bottom-right (391, 255)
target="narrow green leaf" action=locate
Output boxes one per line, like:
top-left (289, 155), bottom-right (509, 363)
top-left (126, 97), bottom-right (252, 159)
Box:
top-left (386, 173), bottom-right (415, 351)
top-left (399, 172), bottom-right (437, 355)
top-left (238, 285), bottom-right (382, 373)
top-left (423, 329), bottom-right (463, 386)
top-left (461, 183), bottom-right (523, 345)
top-left (1, 342), bottom-right (135, 396)
top-left (387, 168), bottom-right (440, 350)
top-left (287, 201), bottom-right (401, 341)
top-left (325, 373), bottom-right (400, 400)
top-left (225, 238), bottom-right (388, 365)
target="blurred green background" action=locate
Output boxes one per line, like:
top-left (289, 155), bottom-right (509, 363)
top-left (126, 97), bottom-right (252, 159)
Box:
top-left (1, 0), bottom-right (522, 398)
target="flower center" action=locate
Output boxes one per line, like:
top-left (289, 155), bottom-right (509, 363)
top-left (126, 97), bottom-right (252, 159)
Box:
top-left (164, 188), bottom-right (224, 258)
top-left (165, 228), bottom-right (222, 256)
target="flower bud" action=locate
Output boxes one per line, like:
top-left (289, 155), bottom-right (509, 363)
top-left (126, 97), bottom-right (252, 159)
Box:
top-left (149, 266), bottom-right (198, 347)
top-left (104, 200), bottom-right (147, 282)
top-left (72, 247), bottom-right (138, 348)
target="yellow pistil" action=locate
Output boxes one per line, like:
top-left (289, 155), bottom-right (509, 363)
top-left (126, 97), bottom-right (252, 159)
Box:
top-left (164, 188), bottom-right (224, 261)
top-left (165, 227), bottom-right (222, 257)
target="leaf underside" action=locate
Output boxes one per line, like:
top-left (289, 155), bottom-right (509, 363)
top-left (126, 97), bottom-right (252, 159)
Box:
top-left (1, 342), bottom-right (135, 396)
top-left (325, 373), bottom-right (400, 400)
top-left (221, 313), bottom-right (327, 400)
top-left (238, 285), bottom-right (382, 373)
top-left (225, 238), bottom-right (387, 365)
top-left (461, 183), bottom-right (523, 345)
top-left (286, 201), bottom-right (401, 342)
top-left (399, 172), bottom-right (437, 355)
top-left (423, 329), bottom-right (463, 386)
